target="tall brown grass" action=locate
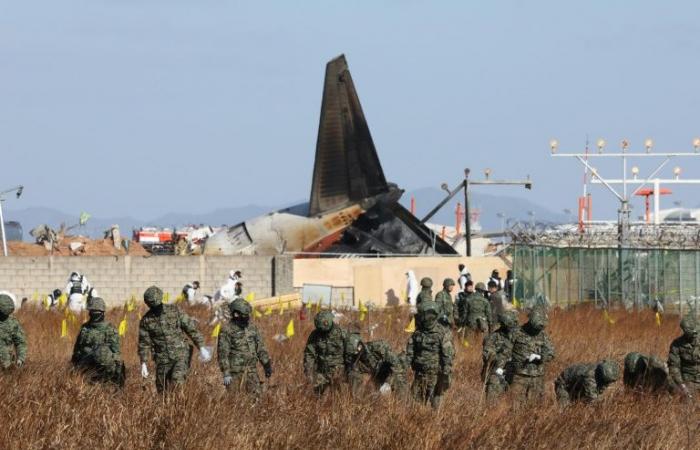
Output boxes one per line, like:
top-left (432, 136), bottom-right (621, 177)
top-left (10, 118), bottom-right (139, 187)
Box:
top-left (0, 304), bottom-right (696, 450)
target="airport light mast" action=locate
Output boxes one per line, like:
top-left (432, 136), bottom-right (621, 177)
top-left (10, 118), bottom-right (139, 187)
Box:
top-left (0, 185), bottom-right (24, 257)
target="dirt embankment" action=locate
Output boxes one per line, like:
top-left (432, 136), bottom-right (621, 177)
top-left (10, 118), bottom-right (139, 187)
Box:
top-left (8, 237), bottom-right (150, 256)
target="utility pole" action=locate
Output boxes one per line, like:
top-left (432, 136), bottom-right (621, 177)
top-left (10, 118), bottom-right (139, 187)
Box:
top-left (421, 169), bottom-right (532, 257)
top-left (0, 185), bottom-right (24, 257)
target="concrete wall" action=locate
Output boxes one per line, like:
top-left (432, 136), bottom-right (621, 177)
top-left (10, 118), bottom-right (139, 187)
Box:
top-left (0, 255), bottom-right (294, 306)
top-left (293, 256), bottom-right (509, 307)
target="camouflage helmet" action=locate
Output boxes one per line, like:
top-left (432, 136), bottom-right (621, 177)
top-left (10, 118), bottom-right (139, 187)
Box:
top-left (475, 282), bottom-right (486, 291)
top-left (86, 297), bottom-right (106, 312)
top-left (624, 352), bottom-right (642, 374)
top-left (420, 277), bottom-right (433, 288)
top-left (0, 294), bottom-right (15, 316)
top-left (229, 298), bottom-right (252, 318)
top-left (346, 332), bottom-right (363, 355)
top-left (527, 307), bottom-right (548, 331)
top-left (314, 310), bottom-right (335, 333)
top-left (143, 285), bottom-right (163, 308)
top-left (498, 310), bottom-right (519, 329)
top-left (595, 360), bottom-right (620, 384)
top-left (442, 278), bottom-right (456, 288)
top-left (680, 314), bottom-right (698, 336)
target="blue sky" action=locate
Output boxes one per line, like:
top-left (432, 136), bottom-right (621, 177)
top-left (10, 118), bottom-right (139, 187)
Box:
top-left (2, 1), bottom-right (700, 219)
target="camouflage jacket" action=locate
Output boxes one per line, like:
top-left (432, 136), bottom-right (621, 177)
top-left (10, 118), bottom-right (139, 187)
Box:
top-left (357, 340), bottom-right (407, 382)
top-left (303, 326), bottom-right (350, 376)
top-left (482, 326), bottom-right (514, 376)
top-left (416, 288), bottom-right (433, 305)
top-left (138, 304), bottom-right (205, 365)
top-left (624, 353), bottom-right (668, 390)
top-left (465, 294), bottom-right (492, 330)
top-left (556, 363), bottom-right (601, 401)
top-left (0, 317), bottom-right (27, 366)
top-left (488, 291), bottom-right (508, 323)
top-left (434, 290), bottom-right (454, 326)
top-left (217, 322), bottom-right (270, 377)
top-left (406, 325), bottom-right (454, 375)
top-left (72, 320), bottom-right (121, 368)
top-left (667, 334), bottom-right (700, 387)
top-left (510, 324), bottom-right (555, 377)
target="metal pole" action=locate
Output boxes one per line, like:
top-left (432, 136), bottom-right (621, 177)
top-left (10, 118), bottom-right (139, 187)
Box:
top-left (464, 169), bottom-right (471, 257)
top-left (0, 199), bottom-right (7, 256)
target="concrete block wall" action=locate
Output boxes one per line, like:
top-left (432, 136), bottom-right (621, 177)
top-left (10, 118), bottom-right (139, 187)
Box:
top-left (0, 255), bottom-right (294, 307)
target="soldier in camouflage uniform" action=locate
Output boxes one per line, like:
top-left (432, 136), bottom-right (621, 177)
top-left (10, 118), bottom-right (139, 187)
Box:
top-left (454, 280), bottom-right (472, 328)
top-left (509, 307), bottom-right (555, 402)
top-left (303, 310), bottom-right (351, 396)
top-left (71, 297), bottom-right (125, 386)
top-left (667, 314), bottom-right (700, 397)
top-left (138, 286), bottom-right (210, 392)
top-left (481, 310), bottom-right (519, 401)
top-left (345, 327), bottom-right (408, 397)
top-left (465, 282), bottom-right (493, 333)
top-left (487, 280), bottom-right (508, 325)
top-left (554, 360), bottom-right (619, 406)
top-left (0, 294), bottom-right (27, 370)
top-left (416, 277), bottom-right (433, 305)
top-left (217, 298), bottom-right (272, 397)
top-left (434, 278), bottom-right (455, 327)
top-left (406, 300), bottom-right (455, 408)
top-left (623, 352), bottom-right (669, 393)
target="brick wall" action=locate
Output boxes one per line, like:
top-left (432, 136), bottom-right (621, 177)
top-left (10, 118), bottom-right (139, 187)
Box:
top-left (0, 255), bottom-right (294, 306)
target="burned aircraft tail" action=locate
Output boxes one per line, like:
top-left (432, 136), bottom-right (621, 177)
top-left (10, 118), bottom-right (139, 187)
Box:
top-left (308, 54), bottom-right (389, 217)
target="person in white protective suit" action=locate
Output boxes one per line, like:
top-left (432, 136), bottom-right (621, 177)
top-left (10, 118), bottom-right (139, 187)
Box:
top-left (65, 272), bottom-right (92, 313)
top-left (405, 270), bottom-right (419, 314)
top-left (210, 271), bottom-right (243, 325)
top-left (457, 264), bottom-right (471, 291)
top-left (182, 281), bottom-right (205, 306)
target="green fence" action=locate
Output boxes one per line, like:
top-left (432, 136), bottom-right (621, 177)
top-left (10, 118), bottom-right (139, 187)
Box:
top-left (513, 245), bottom-right (700, 312)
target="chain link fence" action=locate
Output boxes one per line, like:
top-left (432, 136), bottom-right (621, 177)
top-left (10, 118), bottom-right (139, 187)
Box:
top-left (510, 216), bottom-right (700, 316)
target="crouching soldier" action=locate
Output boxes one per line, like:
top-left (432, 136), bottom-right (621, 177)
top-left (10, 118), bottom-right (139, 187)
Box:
top-left (303, 310), bottom-right (350, 396)
top-left (482, 310), bottom-right (519, 401)
top-left (347, 335), bottom-right (408, 397)
top-left (554, 360), bottom-right (619, 406)
top-left (0, 294), bottom-right (27, 370)
top-left (72, 297), bottom-right (125, 387)
top-left (218, 298), bottom-right (272, 397)
top-left (406, 301), bottom-right (454, 408)
top-left (623, 352), bottom-right (669, 393)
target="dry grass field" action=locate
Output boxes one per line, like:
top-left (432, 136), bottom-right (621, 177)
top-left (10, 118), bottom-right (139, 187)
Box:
top-left (0, 303), bottom-right (697, 450)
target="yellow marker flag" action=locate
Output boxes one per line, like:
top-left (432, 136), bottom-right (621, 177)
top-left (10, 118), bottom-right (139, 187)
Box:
top-left (60, 319), bottom-right (68, 338)
top-left (513, 298), bottom-right (521, 309)
top-left (462, 338), bottom-right (470, 348)
top-left (211, 323), bottom-right (221, 338)
top-left (128, 294), bottom-right (137, 311)
top-left (359, 300), bottom-right (368, 321)
top-left (404, 317), bottom-right (416, 333)
top-left (655, 312), bottom-right (662, 327)
top-left (602, 310), bottom-right (616, 325)
top-left (175, 294), bottom-right (185, 304)
top-left (32, 291), bottom-right (39, 302)
top-left (118, 316), bottom-right (128, 337)
top-left (43, 296), bottom-right (51, 311)
top-left (253, 308), bottom-right (262, 319)
top-left (316, 298), bottom-right (322, 313)
top-left (285, 319), bottom-right (295, 338)
top-left (264, 306), bottom-right (273, 316)
top-left (163, 292), bottom-right (171, 304)
top-left (58, 293), bottom-right (67, 309)
top-left (246, 292), bottom-right (255, 302)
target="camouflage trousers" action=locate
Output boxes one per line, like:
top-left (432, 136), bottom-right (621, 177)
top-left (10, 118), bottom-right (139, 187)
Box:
top-left (510, 374), bottom-right (545, 403)
top-left (553, 377), bottom-right (572, 406)
top-left (77, 362), bottom-right (126, 388)
top-left (0, 355), bottom-right (14, 370)
top-left (312, 366), bottom-right (346, 396)
top-left (155, 358), bottom-right (190, 393)
top-left (411, 371), bottom-right (450, 408)
top-left (485, 373), bottom-right (508, 402)
top-left (226, 368), bottom-right (262, 397)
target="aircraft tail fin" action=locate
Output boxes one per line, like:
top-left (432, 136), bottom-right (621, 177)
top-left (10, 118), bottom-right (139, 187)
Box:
top-left (308, 54), bottom-right (388, 216)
